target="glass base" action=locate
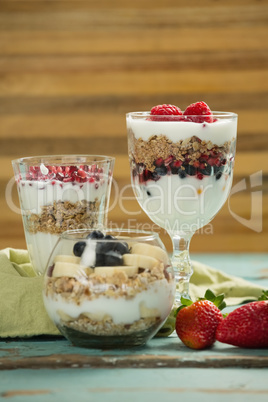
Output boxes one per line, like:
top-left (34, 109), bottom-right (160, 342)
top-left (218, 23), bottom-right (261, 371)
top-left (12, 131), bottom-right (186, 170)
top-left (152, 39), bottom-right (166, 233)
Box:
top-left (58, 322), bottom-right (162, 349)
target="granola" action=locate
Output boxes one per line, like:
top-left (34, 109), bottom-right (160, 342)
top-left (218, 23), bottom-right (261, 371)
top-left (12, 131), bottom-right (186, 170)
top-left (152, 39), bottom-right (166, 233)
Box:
top-left (130, 132), bottom-right (231, 172)
top-left (25, 199), bottom-right (100, 235)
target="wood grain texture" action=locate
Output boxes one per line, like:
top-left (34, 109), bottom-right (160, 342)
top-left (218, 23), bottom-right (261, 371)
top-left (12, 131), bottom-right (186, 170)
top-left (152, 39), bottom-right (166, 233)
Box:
top-left (0, 0), bottom-right (267, 252)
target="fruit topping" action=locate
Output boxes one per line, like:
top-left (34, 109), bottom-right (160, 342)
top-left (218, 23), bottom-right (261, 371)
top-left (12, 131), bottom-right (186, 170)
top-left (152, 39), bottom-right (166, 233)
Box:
top-left (150, 104), bottom-right (182, 121)
top-left (216, 300), bottom-right (268, 348)
top-left (123, 253), bottom-right (160, 271)
top-left (24, 164), bottom-right (105, 184)
top-left (183, 101), bottom-right (213, 123)
top-left (131, 242), bottom-right (169, 265)
top-left (73, 241), bottom-right (86, 257)
top-left (175, 290), bottom-right (225, 349)
top-left (73, 231), bottom-right (131, 269)
top-left (52, 261), bottom-right (91, 278)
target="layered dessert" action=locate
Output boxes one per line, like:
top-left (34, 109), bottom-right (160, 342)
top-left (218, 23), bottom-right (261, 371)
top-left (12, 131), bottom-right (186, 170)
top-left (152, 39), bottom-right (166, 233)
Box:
top-left (13, 159), bottom-right (113, 275)
top-left (127, 102), bottom-right (237, 232)
top-left (43, 231), bottom-right (175, 348)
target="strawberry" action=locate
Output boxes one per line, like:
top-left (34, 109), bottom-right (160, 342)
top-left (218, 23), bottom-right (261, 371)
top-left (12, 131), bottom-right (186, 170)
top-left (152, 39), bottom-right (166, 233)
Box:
top-left (183, 101), bottom-right (213, 123)
top-left (150, 104), bottom-right (182, 121)
top-left (175, 290), bottom-right (224, 349)
top-left (216, 301), bottom-right (268, 348)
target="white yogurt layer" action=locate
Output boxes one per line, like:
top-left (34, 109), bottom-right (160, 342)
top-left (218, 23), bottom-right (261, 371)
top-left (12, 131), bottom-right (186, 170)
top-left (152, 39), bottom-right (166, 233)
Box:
top-left (132, 173), bottom-right (233, 232)
top-left (25, 232), bottom-right (59, 275)
top-left (127, 116), bottom-right (237, 146)
top-left (18, 179), bottom-right (108, 214)
top-left (43, 279), bottom-right (175, 325)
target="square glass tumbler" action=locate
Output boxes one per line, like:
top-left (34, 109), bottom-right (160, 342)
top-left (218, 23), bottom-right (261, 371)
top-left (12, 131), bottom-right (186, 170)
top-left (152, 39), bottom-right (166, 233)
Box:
top-left (12, 155), bottom-right (115, 275)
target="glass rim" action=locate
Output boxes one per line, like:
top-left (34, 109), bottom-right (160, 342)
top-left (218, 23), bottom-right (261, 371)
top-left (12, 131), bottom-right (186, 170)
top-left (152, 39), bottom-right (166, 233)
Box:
top-left (59, 228), bottom-right (160, 242)
top-left (126, 111), bottom-right (237, 118)
top-left (12, 154), bottom-right (115, 165)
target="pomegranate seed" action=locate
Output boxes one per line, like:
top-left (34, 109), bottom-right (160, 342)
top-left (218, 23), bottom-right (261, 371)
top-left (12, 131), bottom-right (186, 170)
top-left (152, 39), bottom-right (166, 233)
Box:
top-left (68, 166), bottom-right (77, 175)
top-left (63, 177), bottom-right (73, 183)
top-left (193, 161), bottom-right (200, 168)
top-left (172, 160), bottom-right (183, 168)
top-left (207, 157), bottom-right (216, 166)
top-left (155, 158), bottom-right (164, 167)
top-left (78, 169), bottom-right (87, 178)
top-left (88, 177), bottom-right (95, 183)
top-left (196, 172), bottom-right (204, 180)
top-left (57, 166), bottom-right (63, 174)
top-left (95, 183), bottom-right (99, 189)
top-left (56, 172), bottom-right (64, 181)
top-left (215, 158), bottom-right (221, 167)
top-left (51, 180), bottom-right (56, 185)
top-left (164, 155), bottom-right (174, 166)
top-left (200, 154), bottom-right (209, 161)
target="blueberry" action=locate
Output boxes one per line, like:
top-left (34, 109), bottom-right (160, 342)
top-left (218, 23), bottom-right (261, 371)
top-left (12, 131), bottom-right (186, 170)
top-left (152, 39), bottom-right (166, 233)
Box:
top-left (200, 164), bottom-right (212, 176)
top-left (114, 241), bottom-right (130, 255)
top-left (91, 233), bottom-right (130, 267)
top-left (151, 171), bottom-right (160, 181)
top-left (178, 168), bottom-right (187, 179)
top-left (97, 240), bottom-right (116, 255)
top-left (73, 241), bottom-right (86, 257)
top-left (104, 251), bottom-right (123, 266)
top-left (185, 165), bottom-right (197, 176)
top-left (215, 172), bottom-right (222, 180)
top-left (104, 234), bottom-right (115, 240)
top-left (155, 166), bottom-right (167, 176)
top-left (87, 230), bottom-right (105, 239)
top-left (95, 253), bottom-right (105, 266)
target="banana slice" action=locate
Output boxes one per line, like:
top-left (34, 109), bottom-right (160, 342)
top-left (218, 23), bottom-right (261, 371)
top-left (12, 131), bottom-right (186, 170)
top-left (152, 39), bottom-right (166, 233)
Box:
top-left (94, 265), bottom-right (138, 277)
top-left (52, 261), bottom-right (90, 278)
top-left (123, 253), bottom-right (159, 270)
top-left (57, 309), bottom-right (75, 322)
top-left (82, 312), bottom-right (112, 322)
top-left (139, 302), bottom-right (160, 318)
top-left (131, 243), bottom-right (169, 264)
top-left (54, 255), bottom-right (81, 264)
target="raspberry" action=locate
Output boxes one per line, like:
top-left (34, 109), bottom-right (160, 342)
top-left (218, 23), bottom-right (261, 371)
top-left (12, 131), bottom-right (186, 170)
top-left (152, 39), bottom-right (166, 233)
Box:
top-left (183, 101), bottom-right (213, 123)
top-left (150, 104), bottom-right (182, 121)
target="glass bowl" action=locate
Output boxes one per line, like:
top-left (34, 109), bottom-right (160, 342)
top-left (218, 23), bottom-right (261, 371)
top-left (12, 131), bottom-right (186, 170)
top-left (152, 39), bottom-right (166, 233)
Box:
top-left (43, 228), bottom-right (175, 348)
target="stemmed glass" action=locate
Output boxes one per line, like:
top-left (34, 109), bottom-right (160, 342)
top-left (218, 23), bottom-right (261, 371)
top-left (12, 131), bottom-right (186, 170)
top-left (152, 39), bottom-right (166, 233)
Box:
top-left (127, 111), bottom-right (237, 304)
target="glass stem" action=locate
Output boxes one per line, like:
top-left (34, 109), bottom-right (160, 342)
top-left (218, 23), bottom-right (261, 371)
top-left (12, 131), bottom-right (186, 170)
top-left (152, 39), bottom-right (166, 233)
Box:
top-left (169, 233), bottom-right (193, 305)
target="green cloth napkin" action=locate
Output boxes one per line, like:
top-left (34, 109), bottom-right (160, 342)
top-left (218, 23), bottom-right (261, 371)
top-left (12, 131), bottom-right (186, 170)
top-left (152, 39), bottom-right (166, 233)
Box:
top-left (0, 248), bottom-right (60, 338)
top-left (0, 248), bottom-right (265, 339)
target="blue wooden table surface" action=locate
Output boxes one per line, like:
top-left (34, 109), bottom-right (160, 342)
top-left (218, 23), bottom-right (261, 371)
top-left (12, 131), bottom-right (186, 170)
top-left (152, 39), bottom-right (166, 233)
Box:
top-left (0, 254), bottom-right (268, 402)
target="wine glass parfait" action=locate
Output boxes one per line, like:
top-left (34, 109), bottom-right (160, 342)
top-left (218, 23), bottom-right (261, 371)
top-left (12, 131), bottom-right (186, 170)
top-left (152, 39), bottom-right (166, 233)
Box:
top-left (127, 103), bottom-right (237, 304)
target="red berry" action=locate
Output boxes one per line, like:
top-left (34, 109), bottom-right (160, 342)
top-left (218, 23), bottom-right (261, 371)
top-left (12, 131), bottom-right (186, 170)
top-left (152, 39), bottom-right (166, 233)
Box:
top-left (176, 300), bottom-right (223, 350)
top-left (164, 155), bottom-right (174, 166)
top-left (154, 157), bottom-right (164, 167)
top-left (216, 301), bottom-right (268, 348)
top-left (151, 104), bottom-right (182, 115)
top-left (196, 172), bottom-right (204, 180)
top-left (150, 104), bottom-right (182, 121)
top-left (78, 168), bottom-right (87, 178)
top-left (172, 160), bottom-right (182, 168)
top-left (183, 101), bottom-right (213, 123)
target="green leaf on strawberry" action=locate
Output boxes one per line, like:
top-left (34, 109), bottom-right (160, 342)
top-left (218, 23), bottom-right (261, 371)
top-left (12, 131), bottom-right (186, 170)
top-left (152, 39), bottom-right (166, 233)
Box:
top-left (258, 290), bottom-right (268, 300)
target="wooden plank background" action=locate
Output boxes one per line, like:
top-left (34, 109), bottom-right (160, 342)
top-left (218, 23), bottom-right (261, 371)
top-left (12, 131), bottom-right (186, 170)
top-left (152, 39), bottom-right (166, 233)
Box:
top-left (0, 0), bottom-right (267, 253)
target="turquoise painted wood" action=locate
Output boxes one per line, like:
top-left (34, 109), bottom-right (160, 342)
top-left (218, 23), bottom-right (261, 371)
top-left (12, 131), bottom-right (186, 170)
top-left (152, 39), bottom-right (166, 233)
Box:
top-left (0, 254), bottom-right (267, 402)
